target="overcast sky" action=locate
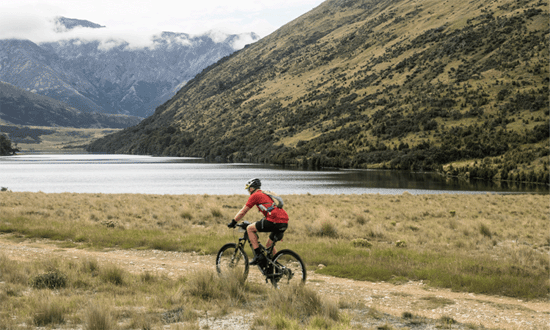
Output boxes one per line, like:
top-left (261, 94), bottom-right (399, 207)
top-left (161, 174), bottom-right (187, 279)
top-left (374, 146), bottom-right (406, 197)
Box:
top-left (0, 0), bottom-right (325, 48)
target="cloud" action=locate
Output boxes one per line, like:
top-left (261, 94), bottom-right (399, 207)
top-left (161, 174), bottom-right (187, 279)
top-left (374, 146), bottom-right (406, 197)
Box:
top-left (0, 10), bottom-right (259, 51)
top-left (230, 33), bottom-right (261, 50)
top-left (0, 12), bottom-right (201, 51)
top-left (0, 0), bottom-right (324, 49)
top-left (0, 11), bottom-right (56, 41)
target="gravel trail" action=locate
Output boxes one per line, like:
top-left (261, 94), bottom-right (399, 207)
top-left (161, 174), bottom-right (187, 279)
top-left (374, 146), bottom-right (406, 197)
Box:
top-left (1, 236), bottom-right (548, 329)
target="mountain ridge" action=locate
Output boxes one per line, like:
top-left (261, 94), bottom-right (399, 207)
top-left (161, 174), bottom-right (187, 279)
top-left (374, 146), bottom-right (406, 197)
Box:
top-left (0, 17), bottom-right (260, 117)
top-left (88, 0), bottom-right (549, 183)
top-left (55, 17), bottom-right (105, 31)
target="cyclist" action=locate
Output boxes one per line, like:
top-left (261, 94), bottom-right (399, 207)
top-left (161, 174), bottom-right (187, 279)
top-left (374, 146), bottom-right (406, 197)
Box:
top-left (227, 178), bottom-right (288, 266)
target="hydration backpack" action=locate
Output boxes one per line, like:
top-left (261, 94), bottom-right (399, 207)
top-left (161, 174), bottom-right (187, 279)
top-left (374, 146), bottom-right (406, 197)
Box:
top-left (258, 191), bottom-right (284, 214)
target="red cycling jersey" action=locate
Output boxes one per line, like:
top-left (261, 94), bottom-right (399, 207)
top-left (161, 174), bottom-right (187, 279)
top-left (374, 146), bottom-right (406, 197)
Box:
top-left (245, 190), bottom-right (289, 224)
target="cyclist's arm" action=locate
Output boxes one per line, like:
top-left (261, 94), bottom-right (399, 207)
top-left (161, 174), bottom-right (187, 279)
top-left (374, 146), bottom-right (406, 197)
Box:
top-left (234, 205), bottom-right (251, 222)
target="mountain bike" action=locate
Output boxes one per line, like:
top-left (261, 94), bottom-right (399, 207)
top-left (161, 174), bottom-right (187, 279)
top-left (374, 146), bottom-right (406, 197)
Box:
top-left (216, 220), bottom-right (306, 288)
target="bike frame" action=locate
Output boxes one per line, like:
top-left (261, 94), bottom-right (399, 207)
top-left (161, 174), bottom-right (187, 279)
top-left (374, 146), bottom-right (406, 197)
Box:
top-left (237, 222), bottom-right (276, 269)
top-left (220, 220), bottom-right (305, 287)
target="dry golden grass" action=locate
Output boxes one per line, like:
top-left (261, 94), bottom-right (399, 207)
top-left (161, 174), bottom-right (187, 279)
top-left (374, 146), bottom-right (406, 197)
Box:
top-left (2, 191), bottom-right (548, 244)
top-left (0, 191), bottom-right (548, 301)
top-left (0, 191), bottom-right (548, 262)
top-left (0, 191), bottom-right (547, 328)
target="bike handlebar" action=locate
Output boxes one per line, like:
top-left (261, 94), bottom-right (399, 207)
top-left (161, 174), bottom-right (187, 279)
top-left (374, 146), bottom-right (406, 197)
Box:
top-left (236, 221), bottom-right (250, 230)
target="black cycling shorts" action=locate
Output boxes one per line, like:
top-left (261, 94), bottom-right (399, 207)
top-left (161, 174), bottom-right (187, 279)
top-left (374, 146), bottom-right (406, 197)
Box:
top-left (255, 218), bottom-right (288, 242)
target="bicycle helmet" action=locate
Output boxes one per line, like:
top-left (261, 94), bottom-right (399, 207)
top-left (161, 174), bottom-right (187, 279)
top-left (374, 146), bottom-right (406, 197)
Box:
top-left (245, 178), bottom-right (261, 190)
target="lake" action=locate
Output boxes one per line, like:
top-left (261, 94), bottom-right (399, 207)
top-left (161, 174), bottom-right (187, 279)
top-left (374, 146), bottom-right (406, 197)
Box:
top-left (0, 154), bottom-right (547, 195)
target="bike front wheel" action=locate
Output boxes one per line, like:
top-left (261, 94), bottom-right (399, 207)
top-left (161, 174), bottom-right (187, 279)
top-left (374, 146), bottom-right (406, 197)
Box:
top-left (216, 243), bottom-right (249, 281)
top-left (271, 249), bottom-right (306, 288)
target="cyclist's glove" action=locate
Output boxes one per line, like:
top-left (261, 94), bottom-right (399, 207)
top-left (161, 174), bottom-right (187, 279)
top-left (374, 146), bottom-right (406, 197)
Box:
top-left (227, 219), bottom-right (238, 228)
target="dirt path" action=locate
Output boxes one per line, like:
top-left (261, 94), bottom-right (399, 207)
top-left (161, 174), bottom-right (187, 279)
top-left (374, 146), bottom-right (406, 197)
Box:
top-left (1, 236), bottom-right (548, 329)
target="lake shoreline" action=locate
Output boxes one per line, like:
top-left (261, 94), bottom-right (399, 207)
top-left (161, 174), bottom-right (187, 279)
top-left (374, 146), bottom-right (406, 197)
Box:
top-left (3, 152), bottom-right (548, 194)
top-left (2, 154), bottom-right (548, 195)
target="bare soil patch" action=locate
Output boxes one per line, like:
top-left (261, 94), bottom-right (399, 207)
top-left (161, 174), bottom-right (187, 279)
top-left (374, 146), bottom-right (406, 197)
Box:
top-left (1, 236), bottom-right (548, 329)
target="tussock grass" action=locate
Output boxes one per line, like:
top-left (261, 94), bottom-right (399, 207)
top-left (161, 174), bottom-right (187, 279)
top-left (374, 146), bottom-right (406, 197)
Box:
top-left (253, 284), bottom-right (346, 329)
top-left (183, 268), bottom-right (264, 307)
top-left (100, 264), bottom-right (125, 286)
top-left (84, 304), bottom-right (114, 330)
top-left (0, 254), bottom-right (259, 328)
top-left (0, 191), bottom-right (548, 302)
top-left (32, 294), bottom-right (66, 326)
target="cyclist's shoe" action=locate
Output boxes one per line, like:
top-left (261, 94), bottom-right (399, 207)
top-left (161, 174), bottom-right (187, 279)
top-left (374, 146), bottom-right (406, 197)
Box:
top-left (249, 253), bottom-right (266, 266)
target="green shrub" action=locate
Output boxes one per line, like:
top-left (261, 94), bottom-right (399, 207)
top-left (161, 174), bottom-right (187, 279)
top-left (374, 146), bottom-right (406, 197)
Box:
top-left (352, 238), bottom-right (372, 248)
top-left (356, 214), bottom-right (367, 225)
top-left (402, 311), bottom-right (413, 319)
top-left (30, 271), bottom-right (67, 289)
top-left (395, 240), bottom-right (407, 248)
top-left (180, 211), bottom-right (193, 220)
top-left (440, 315), bottom-right (457, 325)
top-left (319, 221), bottom-right (338, 238)
top-left (81, 258), bottom-right (100, 275)
top-left (140, 271), bottom-right (157, 283)
top-left (479, 223), bottom-right (492, 238)
top-left (211, 208), bottom-right (223, 218)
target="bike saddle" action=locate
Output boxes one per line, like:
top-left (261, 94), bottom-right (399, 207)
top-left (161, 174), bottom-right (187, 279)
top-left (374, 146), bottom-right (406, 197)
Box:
top-left (271, 232), bottom-right (284, 242)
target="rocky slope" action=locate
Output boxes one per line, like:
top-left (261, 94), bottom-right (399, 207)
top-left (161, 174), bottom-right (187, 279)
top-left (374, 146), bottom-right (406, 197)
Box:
top-left (87, 0), bottom-right (549, 183)
top-left (0, 81), bottom-right (141, 128)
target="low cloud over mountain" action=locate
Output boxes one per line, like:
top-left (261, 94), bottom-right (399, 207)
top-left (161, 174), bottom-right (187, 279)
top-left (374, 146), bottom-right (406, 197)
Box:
top-left (0, 12), bottom-right (258, 51)
top-left (0, 17), bottom-right (260, 117)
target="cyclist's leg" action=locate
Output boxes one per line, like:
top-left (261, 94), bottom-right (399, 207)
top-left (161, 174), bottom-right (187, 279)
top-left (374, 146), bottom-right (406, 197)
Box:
top-left (249, 219), bottom-right (276, 250)
top-left (266, 238), bottom-right (276, 255)
top-left (267, 223), bottom-right (288, 255)
top-left (247, 223), bottom-right (260, 249)
top-left (248, 219), bottom-right (274, 265)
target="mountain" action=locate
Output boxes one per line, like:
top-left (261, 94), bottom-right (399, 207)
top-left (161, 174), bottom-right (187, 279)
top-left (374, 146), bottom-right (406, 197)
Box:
top-left (55, 17), bottom-right (105, 30)
top-left (87, 0), bottom-right (549, 184)
top-left (0, 18), bottom-right (260, 117)
top-left (0, 81), bottom-right (141, 128)
top-left (0, 39), bottom-right (106, 113)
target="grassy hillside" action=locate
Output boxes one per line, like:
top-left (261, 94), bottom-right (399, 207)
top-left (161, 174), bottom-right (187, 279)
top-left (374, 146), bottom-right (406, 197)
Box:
top-left (88, 0), bottom-right (549, 184)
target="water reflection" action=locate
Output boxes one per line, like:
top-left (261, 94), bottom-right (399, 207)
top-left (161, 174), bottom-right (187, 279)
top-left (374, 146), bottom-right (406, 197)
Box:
top-left (321, 170), bottom-right (547, 193)
top-left (0, 154), bottom-right (547, 195)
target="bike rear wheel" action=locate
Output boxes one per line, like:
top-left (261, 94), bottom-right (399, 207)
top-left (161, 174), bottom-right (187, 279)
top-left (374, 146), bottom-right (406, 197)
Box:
top-left (216, 243), bottom-right (249, 281)
top-left (271, 249), bottom-right (306, 288)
